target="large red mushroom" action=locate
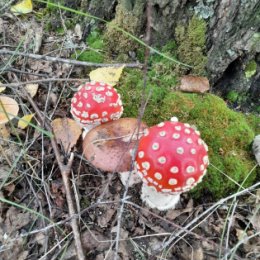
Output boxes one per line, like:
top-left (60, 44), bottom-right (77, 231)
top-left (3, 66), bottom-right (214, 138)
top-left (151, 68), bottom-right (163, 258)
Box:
top-left (135, 117), bottom-right (209, 210)
top-left (71, 81), bottom-right (123, 132)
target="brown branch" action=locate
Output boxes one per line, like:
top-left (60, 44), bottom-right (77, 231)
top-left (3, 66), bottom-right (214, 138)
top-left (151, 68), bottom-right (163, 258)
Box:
top-left (0, 49), bottom-right (143, 68)
top-left (21, 89), bottom-right (86, 260)
top-left (1, 78), bottom-right (89, 88)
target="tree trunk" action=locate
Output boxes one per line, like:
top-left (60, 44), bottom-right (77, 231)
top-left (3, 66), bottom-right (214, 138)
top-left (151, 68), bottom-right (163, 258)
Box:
top-left (78, 0), bottom-right (260, 104)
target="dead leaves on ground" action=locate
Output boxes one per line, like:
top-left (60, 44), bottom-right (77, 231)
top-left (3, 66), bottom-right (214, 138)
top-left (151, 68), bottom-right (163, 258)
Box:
top-left (179, 75), bottom-right (210, 93)
top-left (51, 117), bottom-right (82, 152)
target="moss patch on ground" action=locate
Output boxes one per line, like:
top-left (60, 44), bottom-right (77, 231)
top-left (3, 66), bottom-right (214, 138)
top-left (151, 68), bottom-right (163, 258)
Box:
top-left (118, 70), bottom-right (258, 199)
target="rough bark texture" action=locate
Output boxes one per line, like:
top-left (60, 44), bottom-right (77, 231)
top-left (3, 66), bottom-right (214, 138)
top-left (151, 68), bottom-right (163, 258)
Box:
top-left (78, 0), bottom-right (259, 102)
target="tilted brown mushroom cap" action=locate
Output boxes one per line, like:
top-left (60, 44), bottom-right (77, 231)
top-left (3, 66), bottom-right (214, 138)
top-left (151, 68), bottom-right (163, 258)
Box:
top-left (83, 118), bottom-right (148, 172)
top-left (0, 96), bottom-right (19, 124)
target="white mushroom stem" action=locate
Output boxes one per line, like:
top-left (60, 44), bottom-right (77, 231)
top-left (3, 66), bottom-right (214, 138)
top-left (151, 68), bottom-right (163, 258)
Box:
top-left (119, 170), bottom-right (142, 187)
top-left (141, 185), bottom-right (181, 210)
top-left (82, 122), bottom-right (101, 139)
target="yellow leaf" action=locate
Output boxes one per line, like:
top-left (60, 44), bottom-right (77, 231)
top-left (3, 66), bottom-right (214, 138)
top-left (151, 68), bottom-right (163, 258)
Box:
top-left (89, 66), bottom-right (125, 86)
top-left (11, 0), bottom-right (33, 15)
top-left (25, 84), bottom-right (38, 98)
top-left (18, 114), bottom-right (34, 129)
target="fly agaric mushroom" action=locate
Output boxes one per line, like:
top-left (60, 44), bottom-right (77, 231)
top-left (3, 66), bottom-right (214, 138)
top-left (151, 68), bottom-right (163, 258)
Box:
top-left (0, 96), bottom-right (19, 138)
top-left (135, 117), bottom-right (209, 210)
top-left (71, 81), bottom-right (123, 132)
top-left (83, 118), bottom-right (147, 186)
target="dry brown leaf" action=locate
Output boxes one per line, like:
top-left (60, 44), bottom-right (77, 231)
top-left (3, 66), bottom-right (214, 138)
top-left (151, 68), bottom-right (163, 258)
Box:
top-left (179, 75), bottom-right (210, 93)
top-left (51, 118), bottom-right (82, 152)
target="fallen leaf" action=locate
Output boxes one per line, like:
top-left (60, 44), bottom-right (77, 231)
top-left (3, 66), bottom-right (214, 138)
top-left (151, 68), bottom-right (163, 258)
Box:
top-left (179, 75), bottom-right (210, 93)
top-left (10, 0), bottom-right (33, 15)
top-left (18, 113), bottom-right (34, 129)
top-left (25, 84), bottom-right (39, 98)
top-left (51, 118), bottom-right (82, 152)
top-left (0, 96), bottom-right (19, 123)
top-left (0, 82), bottom-right (6, 93)
top-left (89, 66), bottom-right (125, 86)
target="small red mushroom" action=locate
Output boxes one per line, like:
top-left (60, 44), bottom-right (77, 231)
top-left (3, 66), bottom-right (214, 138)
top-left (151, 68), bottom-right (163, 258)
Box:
top-left (71, 81), bottom-right (123, 132)
top-left (135, 117), bottom-right (209, 210)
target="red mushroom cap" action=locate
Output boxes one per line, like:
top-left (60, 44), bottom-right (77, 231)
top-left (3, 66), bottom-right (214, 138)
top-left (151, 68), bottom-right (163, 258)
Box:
top-left (135, 118), bottom-right (209, 194)
top-left (70, 81), bottom-right (123, 126)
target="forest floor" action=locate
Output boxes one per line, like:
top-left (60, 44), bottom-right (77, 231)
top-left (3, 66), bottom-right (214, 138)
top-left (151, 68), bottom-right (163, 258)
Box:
top-left (0, 5), bottom-right (260, 260)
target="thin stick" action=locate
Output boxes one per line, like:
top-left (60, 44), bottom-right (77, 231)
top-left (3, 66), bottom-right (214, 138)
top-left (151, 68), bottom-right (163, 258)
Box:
top-left (0, 49), bottom-right (143, 68)
top-left (22, 89), bottom-right (86, 260)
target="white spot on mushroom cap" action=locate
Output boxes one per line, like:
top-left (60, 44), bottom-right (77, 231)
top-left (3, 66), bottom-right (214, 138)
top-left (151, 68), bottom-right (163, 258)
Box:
top-left (92, 93), bottom-right (106, 103)
top-left (102, 118), bottom-right (109, 122)
top-left (147, 177), bottom-right (154, 183)
top-left (168, 178), bottom-right (178, 185)
top-left (83, 92), bottom-right (88, 99)
top-left (77, 101), bottom-right (83, 108)
top-left (90, 81), bottom-right (96, 85)
top-left (170, 117), bottom-right (178, 122)
top-left (186, 166), bottom-right (195, 174)
top-left (191, 148), bottom-right (196, 155)
top-left (142, 162), bottom-right (150, 170)
top-left (90, 114), bottom-right (99, 119)
top-left (152, 142), bottom-right (159, 150)
top-left (185, 129), bottom-right (191, 134)
top-left (86, 103), bottom-right (91, 108)
top-left (200, 164), bottom-right (205, 171)
top-left (187, 138), bottom-right (193, 144)
top-left (184, 123), bottom-right (191, 128)
top-left (96, 86), bottom-right (105, 91)
top-left (175, 126), bottom-right (182, 131)
top-left (173, 133), bottom-right (180, 139)
top-left (82, 111), bottom-right (89, 118)
top-left (198, 138), bottom-right (203, 145)
top-left (138, 151), bottom-right (144, 158)
top-left (102, 111), bottom-right (108, 117)
top-left (195, 130), bottom-right (201, 136)
top-left (154, 172), bottom-right (162, 180)
top-left (85, 86), bottom-right (92, 90)
top-left (203, 155), bottom-right (209, 165)
top-left (157, 122), bottom-right (165, 127)
top-left (72, 107), bottom-right (81, 116)
top-left (105, 91), bottom-right (113, 96)
top-left (158, 156), bottom-right (166, 164)
top-left (72, 97), bottom-right (77, 103)
top-left (159, 131), bottom-right (166, 137)
top-left (186, 177), bottom-right (196, 186)
top-left (170, 166), bottom-right (179, 174)
top-left (176, 147), bottom-right (184, 154)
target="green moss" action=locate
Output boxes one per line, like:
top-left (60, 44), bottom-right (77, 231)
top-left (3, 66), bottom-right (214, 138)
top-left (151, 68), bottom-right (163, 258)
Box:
top-left (119, 68), bottom-right (258, 199)
top-left (87, 31), bottom-right (104, 49)
top-left (175, 15), bottom-right (207, 75)
top-left (245, 60), bottom-right (257, 78)
top-left (72, 50), bottom-right (104, 63)
top-left (226, 90), bottom-right (239, 103)
top-left (103, 4), bottom-right (141, 57)
top-left (117, 69), bottom-right (176, 126)
top-left (160, 92), bottom-right (256, 199)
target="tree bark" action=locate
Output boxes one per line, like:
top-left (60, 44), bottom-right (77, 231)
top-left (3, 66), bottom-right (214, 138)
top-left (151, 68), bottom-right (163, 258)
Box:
top-left (79, 0), bottom-right (260, 101)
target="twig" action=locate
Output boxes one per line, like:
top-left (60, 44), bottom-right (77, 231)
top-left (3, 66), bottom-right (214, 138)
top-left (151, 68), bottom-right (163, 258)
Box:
top-left (0, 78), bottom-right (89, 88)
top-left (21, 89), bottom-right (86, 260)
top-left (0, 49), bottom-right (143, 68)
